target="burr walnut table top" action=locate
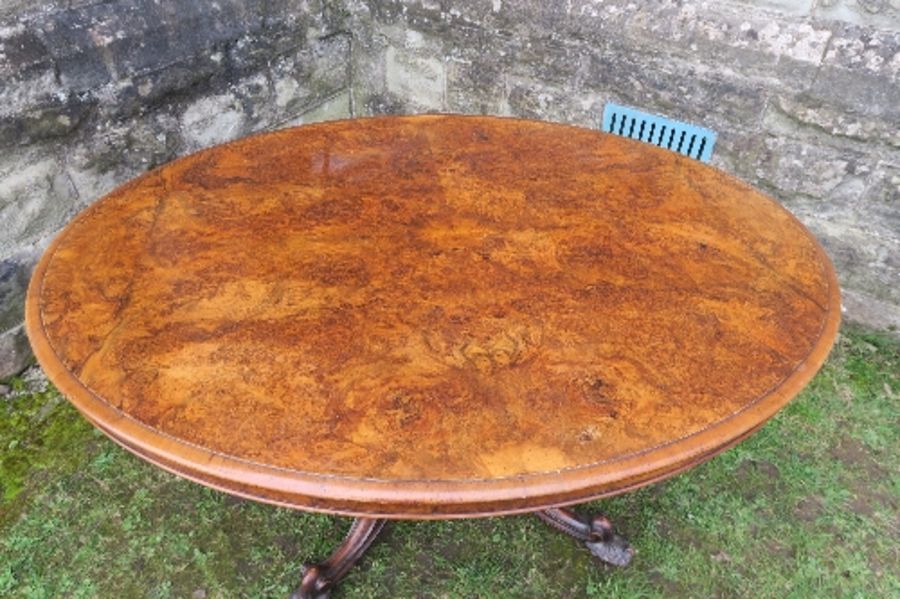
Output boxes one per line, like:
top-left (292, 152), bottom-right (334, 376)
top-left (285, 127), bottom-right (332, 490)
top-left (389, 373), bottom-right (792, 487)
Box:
top-left (26, 115), bottom-right (840, 518)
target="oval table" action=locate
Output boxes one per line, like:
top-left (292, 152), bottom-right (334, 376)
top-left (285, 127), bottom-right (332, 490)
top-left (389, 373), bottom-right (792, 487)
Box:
top-left (26, 115), bottom-right (840, 597)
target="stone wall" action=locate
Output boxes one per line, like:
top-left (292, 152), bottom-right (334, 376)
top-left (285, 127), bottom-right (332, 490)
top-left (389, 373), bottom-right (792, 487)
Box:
top-left (1, 0), bottom-right (898, 376)
top-left (0, 0), bottom-right (355, 376)
top-left (347, 0), bottom-right (900, 334)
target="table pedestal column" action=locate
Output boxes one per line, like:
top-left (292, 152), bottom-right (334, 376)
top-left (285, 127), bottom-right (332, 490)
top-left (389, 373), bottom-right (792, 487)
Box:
top-left (292, 507), bottom-right (633, 598)
top-left (292, 517), bottom-right (387, 599)
top-left (535, 507), bottom-right (634, 566)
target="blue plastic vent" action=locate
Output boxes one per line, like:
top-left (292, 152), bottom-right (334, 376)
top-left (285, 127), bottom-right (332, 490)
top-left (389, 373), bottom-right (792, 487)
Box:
top-left (601, 103), bottom-right (717, 163)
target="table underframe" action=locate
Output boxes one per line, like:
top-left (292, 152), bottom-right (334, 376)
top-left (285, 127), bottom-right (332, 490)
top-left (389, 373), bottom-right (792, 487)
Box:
top-left (291, 506), bottom-right (633, 599)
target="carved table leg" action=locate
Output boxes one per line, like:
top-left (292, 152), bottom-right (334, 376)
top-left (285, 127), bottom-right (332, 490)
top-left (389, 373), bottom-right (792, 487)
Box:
top-left (291, 518), bottom-right (387, 599)
top-left (536, 507), bottom-right (634, 567)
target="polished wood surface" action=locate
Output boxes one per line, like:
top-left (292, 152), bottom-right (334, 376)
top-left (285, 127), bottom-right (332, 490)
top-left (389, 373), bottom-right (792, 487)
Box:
top-left (26, 115), bottom-right (840, 517)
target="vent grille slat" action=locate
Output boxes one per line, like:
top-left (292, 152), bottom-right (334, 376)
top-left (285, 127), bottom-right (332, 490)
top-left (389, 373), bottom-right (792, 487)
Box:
top-left (601, 103), bottom-right (717, 162)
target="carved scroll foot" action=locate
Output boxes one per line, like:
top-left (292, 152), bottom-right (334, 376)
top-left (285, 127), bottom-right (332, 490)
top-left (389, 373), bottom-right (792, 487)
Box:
top-left (536, 507), bottom-right (633, 567)
top-left (291, 518), bottom-right (387, 599)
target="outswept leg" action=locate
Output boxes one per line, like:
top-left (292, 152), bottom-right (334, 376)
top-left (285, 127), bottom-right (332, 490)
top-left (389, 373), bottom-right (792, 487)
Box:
top-left (291, 518), bottom-right (387, 599)
top-left (535, 507), bottom-right (633, 566)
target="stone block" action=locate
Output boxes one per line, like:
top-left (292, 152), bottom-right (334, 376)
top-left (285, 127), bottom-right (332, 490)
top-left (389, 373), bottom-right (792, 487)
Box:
top-left (363, 90), bottom-right (407, 115)
top-left (596, 1), bottom-right (830, 87)
top-left (780, 159), bottom-right (899, 307)
top-left (504, 36), bottom-right (589, 88)
top-left (822, 20), bottom-right (900, 76)
top-left (180, 93), bottom-right (247, 150)
top-left (812, 0), bottom-right (900, 31)
top-left (0, 324), bottom-right (31, 379)
top-left (0, 152), bottom-right (79, 252)
top-left (805, 21), bottom-right (900, 125)
top-left (773, 93), bottom-right (900, 147)
top-left (803, 216), bottom-right (899, 305)
top-left (505, 76), bottom-right (602, 127)
top-left (841, 290), bottom-right (900, 333)
top-left (498, 0), bottom-right (632, 51)
top-left (0, 70), bottom-right (63, 125)
top-left (0, 251), bottom-right (36, 332)
top-left (282, 89), bottom-right (353, 127)
top-left (38, 0), bottom-right (267, 89)
top-left (0, 23), bottom-right (51, 79)
top-left (62, 112), bottom-right (181, 203)
top-left (270, 33), bottom-right (350, 115)
top-left (124, 60), bottom-right (222, 116)
top-left (721, 0), bottom-right (817, 17)
top-left (863, 162), bottom-right (900, 207)
top-left (385, 45), bottom-right (445, 109)
top-left (758, 103), bottom-right (879, 198)
top-left (37, 9), bottom-right (111, 90)
top-left (754, 132), bottom-right (869, 199)
top-left (809, 69), bottom-right (900, 124)
top-left (445, 58), bottom-right (509, 115)
top-left (0, 246), bottom-right (41, 378)
top-left (584, 49), bottom-right (769, 137)
top-left (0, 90), bottom-right (96, 146)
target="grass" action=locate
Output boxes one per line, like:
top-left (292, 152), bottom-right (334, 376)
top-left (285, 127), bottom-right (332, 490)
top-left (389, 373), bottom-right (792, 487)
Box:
top-left (1, 323), bottom-right (897, 598)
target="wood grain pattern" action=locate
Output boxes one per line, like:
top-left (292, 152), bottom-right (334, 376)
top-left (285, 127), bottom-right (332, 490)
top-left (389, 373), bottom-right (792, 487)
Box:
top-left (25, 115), bottom-right (840, 518)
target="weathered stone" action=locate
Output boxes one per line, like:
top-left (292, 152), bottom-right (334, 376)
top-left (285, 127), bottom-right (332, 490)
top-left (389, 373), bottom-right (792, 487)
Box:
top-left (0, 70), bottom-right (62, 124)
top-left (64, 121), bottom-right (165, 191)
top-left (122, 60), bottom-right (223, 117)
top-left (0, 151), bottom-right (79, 253)
top-left (39, 0), bottom-right (265, 90)
top-left (822, 21), bottom-right (900, 76)
top-left (505, 76), bottom-right (601, 127)
top-left (756, 100), bottom-right (889, 198)
top-left (233, 73), bottom-right (272, 131)
top-left (584, 50), bottom-right (769, 135)
top-left (754, 133), bottom-right (869, 200)
top-left (863, 162), bottom-right (900, 206)
top-left (228, 33), bottom-right (280, 76)
top-left (0, 324), bottom-right (31, 379)
top-left (270, 33), bottom-right (351, 115)
top-left (813, 0), bottom-right (900, 31)
top-left (384, 45), bottom-right (445, 109)
top-left (283, 90), bottom-right (353, 126)
top-left (445, 58), bottom-right (510, 115)
top-left (804, 21), bottom-right (900, 130)
top-left (0, 90), bottom-right (95, 146)
top-left (805, 218), bottom-right (899, 305)
top-left (0, 246), bottom-right (40, 377)
top-left (782, 159), bottom-right (899, 308)
top-left (360, 88), bottom-right (401, 114)
top-left (841, 290), bottom-right (900, 334)
top-left (0, 1), bottom-right (52, 22)
top-left (725, 0), bottom-right (818, 17)
top-left (808, 64), bottom-right (900, 129)
top-left (0, 252), bottom-right (34, 331)
top-left (0, 23), bottom-right (50, 78)
top-left (773, 94), bottom-right (900, 147)
top-left (563, 1), bottom-right (828, 88)
top-left (180, 93), bottom-right (247, 150)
